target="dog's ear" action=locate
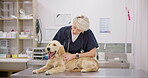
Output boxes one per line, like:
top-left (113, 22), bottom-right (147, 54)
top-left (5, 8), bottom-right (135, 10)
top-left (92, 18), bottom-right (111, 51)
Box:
top-left (58, 45), bottom-right (66, 56)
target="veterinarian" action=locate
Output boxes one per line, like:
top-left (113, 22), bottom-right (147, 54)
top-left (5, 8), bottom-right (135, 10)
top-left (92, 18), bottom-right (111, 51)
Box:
top-left (53, 15), bottom-right (98, 62)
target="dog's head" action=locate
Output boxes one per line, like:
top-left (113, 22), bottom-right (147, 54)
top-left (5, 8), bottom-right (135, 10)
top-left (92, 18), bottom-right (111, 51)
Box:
top-left (45, 40), bottom-right (65, 59)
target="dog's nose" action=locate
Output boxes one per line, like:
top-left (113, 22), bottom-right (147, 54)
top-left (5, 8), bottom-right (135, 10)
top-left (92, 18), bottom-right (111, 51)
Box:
top-left (47, 48), bottom-right (50, 51)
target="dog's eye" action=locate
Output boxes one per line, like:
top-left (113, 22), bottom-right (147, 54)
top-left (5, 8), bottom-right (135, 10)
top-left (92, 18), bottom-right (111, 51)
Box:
top-left (53, 44), bottom-right (56, 46)
top-left (48, 44), bottom-right (50, 46)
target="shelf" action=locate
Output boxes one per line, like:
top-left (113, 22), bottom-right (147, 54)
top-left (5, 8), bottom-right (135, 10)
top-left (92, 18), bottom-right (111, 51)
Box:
top-left (0, 38), bottom-right (16, 40)
top-left (33, 52), bottom-right (47, 54)
top-left (0, 0), bottom-right (17, 2)
top-left (19, 19), bottom-right (33, 20)
top-left (19, 38), bottom-right (33, 40)
top-left (0, 0), bottom-right (37, 77)
top-left (0, 18), bottom-right (34, 21)
top-left (0, 0), bottom-right (37, 54)
top-left (0, 18), bottom-right (17, 21)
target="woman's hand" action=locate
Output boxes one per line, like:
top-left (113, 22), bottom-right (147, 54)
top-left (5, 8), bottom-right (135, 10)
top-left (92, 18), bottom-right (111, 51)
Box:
top-left (63, 54), bottom-right (76, 63)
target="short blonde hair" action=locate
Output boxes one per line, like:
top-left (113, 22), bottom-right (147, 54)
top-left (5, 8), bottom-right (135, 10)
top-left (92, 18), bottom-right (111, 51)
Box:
top-left (73, 15), bottom-right (89, 31)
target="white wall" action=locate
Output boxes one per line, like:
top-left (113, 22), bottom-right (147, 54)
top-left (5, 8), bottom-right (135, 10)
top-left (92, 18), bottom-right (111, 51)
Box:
top-left (38, 0), bottom-right (133, 43)
top-left (133, 0), bottom-right (148, 73)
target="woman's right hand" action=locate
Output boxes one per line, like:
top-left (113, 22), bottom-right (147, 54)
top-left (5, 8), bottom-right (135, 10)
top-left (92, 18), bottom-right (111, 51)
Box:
top-left (62, 54), bottom-right (76, 63)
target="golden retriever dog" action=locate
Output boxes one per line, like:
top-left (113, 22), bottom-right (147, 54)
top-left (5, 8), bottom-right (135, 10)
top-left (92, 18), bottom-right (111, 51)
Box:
top-left (32, 40), bottom-right (99, 75)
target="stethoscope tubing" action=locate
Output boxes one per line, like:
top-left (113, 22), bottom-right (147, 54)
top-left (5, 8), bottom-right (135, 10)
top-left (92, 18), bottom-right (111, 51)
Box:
top-left (66, 29), bottom-right (84, 53)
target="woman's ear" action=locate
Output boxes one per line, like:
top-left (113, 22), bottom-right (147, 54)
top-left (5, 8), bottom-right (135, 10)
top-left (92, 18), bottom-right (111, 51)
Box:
top-left (58, 45), bottom-right (66, 56)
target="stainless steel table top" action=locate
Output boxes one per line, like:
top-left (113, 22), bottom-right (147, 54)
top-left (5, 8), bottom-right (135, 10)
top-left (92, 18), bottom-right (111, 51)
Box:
top-left (27, 59), bottom-right (130, 68)
top-left (11, 68), bottom-right (148, 78)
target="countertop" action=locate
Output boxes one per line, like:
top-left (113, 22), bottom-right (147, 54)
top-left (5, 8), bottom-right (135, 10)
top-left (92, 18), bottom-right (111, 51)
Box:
top-left (0, 58), bottom-right (30, 63)
top-left (27, 59), bottom-right (130, 68)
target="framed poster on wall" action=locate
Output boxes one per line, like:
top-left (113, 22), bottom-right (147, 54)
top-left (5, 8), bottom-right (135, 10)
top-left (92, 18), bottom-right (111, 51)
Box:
top-left (43, 27), bottom-right (59, 42)
top-left (55, 13), bottom-right (71, 26)
top-left (99, 18), bottom-right (111, 33)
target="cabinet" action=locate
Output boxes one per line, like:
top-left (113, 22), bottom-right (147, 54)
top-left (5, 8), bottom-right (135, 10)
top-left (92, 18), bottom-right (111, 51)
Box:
top-left (0, 0), bottom-right (37, 55)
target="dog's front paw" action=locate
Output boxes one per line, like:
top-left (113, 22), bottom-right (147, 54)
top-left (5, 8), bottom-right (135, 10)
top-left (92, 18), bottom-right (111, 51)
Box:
top-left (81, 69), bottom-right (87, 73)
top-left (45, 71), bottom-right (52, 75)
top-left (32, 69), bottom-right (40, 74)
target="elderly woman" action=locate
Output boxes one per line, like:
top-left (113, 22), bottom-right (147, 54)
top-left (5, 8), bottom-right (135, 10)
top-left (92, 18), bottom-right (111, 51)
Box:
top-left (53, 15), bottom-right (98, 62)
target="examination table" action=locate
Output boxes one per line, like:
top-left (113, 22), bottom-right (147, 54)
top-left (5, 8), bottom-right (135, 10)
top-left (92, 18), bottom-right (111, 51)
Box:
top-left (11, 68), bottom-right (148, 78)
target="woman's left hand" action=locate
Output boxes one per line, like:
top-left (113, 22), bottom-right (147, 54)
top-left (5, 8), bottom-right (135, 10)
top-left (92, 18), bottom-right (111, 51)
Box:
top-left (63, 54), bottom-right (76, 63)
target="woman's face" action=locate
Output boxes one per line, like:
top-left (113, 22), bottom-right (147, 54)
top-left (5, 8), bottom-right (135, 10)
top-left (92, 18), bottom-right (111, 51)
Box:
top-left (72, 24), bottom-right (84, 35)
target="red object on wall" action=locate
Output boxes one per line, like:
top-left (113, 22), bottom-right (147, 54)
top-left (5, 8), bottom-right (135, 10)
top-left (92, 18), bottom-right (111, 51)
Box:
top-left (125, 7), bottom-right (131, 21)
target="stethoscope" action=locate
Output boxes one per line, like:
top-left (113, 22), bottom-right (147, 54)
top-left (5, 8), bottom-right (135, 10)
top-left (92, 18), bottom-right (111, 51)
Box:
top-left (64, 29), bottom-right (84, 53)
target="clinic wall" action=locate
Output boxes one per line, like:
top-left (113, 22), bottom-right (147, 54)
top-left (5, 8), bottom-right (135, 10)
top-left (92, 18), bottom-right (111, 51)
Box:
top-left (133, 0), bottom-right (148, 73)
top-left (37, 0), bottom-right (133, 43)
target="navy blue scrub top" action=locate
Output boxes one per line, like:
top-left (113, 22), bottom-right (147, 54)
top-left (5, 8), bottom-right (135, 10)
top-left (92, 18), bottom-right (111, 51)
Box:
top-left (53, 26), bottom-right (98, 54)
